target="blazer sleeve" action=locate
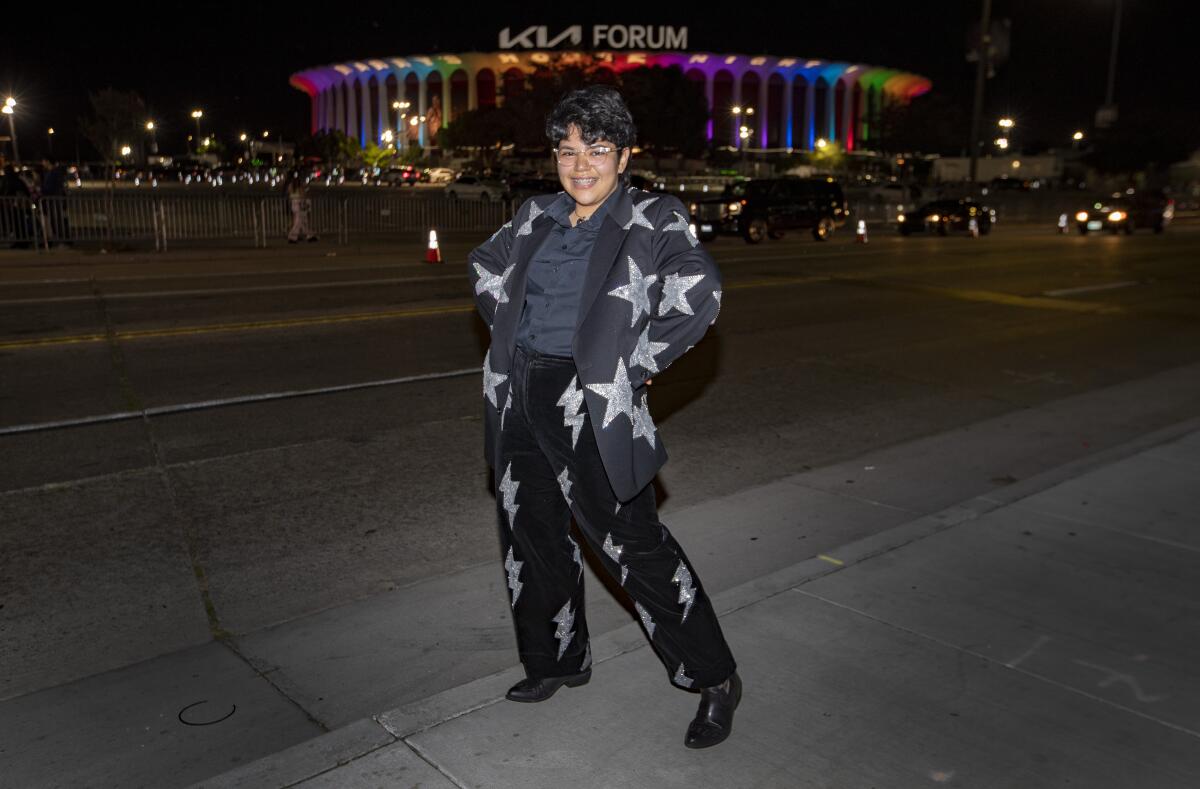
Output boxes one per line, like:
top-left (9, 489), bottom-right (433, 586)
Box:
top-left (467, 201), bottom-right (524, 329)
top-left (638, 194), bottom-right (722, 382)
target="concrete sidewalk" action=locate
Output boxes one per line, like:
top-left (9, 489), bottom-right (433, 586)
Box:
top-left (195, 423), bottom-right (1200, 789)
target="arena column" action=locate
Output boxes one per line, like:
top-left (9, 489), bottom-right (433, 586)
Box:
top-left (378, 79), bottom-right (389, 144)
top-left (335, 82), bottom-right (347, 137)
top-left (360, 78), bottom-right (371, 147)
top-left (783, 74), bottom-right (794, 149)
top-left (417, 76), bottom-right (428, 148)
top-left (442, 73), bottom-right (453, 128)
top-left (731, 72), bottom-right (743, 147)
top-left (804, 79), bottom-right (816, 150)
top-left (705, 71), bottom-right (715, 141)
top-left (840, 76), bottom-right (856, 151)
top-left (758, 73), bottom-right (769, 149)
top-left (346, 79), bottom-right (359, 143)
top-left (467, 68), bottom-right (478, 111)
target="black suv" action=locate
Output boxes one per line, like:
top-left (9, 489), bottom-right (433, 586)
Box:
top-left (691, 177), bottom-right (849, 243)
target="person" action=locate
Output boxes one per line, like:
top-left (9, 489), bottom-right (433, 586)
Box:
top-left (39, 159), bottom-right (70, 245)
top-left (284, 169), bottom-right (317, 243)
top-left (468, 86), bottom-right (740, 749)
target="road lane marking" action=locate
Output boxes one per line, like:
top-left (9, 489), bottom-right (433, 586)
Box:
top-left (0, 273), bottom-right (469, 306)
top-left (832, 277), bottom-right (1125, 314)
top-left (0, 303), bottom-right (477, 350)
top-left (1042, 281), bottom-right (1139, 297)
top-left (817, 554), bottom-right (844, 566)
top-left (0, 366), bottom-right (483, 436)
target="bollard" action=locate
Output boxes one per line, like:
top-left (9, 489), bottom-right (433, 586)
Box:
top-left (968, 217), bottom-right (979, 238)
top-left (1057, 213), bottom-right (1069, 234)
top-left (855, 219), bottom-right (868, 244)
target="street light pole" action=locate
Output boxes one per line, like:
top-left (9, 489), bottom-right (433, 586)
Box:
top-left (190, 109), bottom-right (203, 156)
top-left (3, 97), bottom-right (19, 164)
top-left (967, 0), bottom-right (993, 184)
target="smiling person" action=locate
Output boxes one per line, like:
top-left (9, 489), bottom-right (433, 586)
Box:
top-left (468, 86), bottom-right (740, 749)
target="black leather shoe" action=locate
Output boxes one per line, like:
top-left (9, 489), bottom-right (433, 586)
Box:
top-left (505, 668), bottom-right (592, 703)
top-left (684, 670), bottom-right (742, 749)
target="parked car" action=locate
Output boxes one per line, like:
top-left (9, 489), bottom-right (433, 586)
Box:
top-left (422, 167), bottom-right (456, 184)
top-left (1073, 190), bottom-right (1174, 235)
top-left (690, 177), bottom-right (849, 243)
top-left (506, 177), bottom-right (562, 205)
top-left (380, 165), bottom-right (419, 186)
top-left (898, 199), bottom-right (995, 236)
top-left (445, 174), bottom-right (504, 201)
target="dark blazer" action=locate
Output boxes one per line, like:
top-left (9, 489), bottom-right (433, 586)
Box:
top-left (469, 186), bottom-right (722, 502)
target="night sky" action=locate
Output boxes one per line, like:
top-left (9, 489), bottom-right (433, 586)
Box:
top-left (3, 0), bottom-right (1196, 160)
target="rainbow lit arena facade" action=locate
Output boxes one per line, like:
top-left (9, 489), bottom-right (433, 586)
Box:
top-left (290, 51), bottom-right (931, 153)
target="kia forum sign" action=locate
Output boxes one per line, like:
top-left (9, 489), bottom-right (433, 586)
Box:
top-left (499, 25), bottom-right (688, 50)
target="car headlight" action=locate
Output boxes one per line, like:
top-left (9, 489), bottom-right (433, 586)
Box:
top-left (896, 213), bottom-right (906, 223)
top-left (727, 202), bottom-right (742, 215)
top-left (1108, 210), bottom-right (1125, 222)
top-left (929, 213), bottom-right (940, 222)
top-left (1075, 211), bottom-right (1089, 222)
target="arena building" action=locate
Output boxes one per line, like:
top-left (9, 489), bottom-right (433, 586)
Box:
top-left (290, 47), bottom-right (931, 154)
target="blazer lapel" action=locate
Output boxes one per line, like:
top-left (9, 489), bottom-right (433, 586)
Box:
top-left (492, 210), bottom-right (555, 362)
top-left (574, 187), bottom-right (634, 342)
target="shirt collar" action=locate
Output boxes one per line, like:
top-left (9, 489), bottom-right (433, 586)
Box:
top-left (546, 187), bottom-right (622, 231)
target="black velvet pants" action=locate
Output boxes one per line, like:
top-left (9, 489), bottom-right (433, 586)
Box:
top-left (495, 345), bottom-right (737, 689)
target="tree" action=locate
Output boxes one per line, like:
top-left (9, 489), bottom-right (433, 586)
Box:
top-left (296, 130), bottom-right (361, 167)
top-left (620, 66), bottom-right (709, 163)
top-left (361, 141), bottom-right (396, 171)
top-left (78, 88), bottom-right (148, 174)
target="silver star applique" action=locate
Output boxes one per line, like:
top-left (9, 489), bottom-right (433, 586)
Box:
top-left (516, 201), bottom-right (544, 237)
top-left (672, 561), bottom-right (695, 623)
top-left (472, 261), bottom-right (512, 305)
top-left (630, 326), bottom-right (669, 375)
top-left (635, 601), bottom-right (656, 639)
top-left (556, 376), bottom-right (587, 449)
top-left (553, 601), bottom-right (576, 660)
top-left (557, 467), bottom-right (573, 507)
top-left (607, 256), bottom-right (657, 327)
top-left (500, 390), bottom-right (512, 431)
top-left (482, 350), bottom-right (508, 409)
top-left (657, 272), bottom-right (705, 317)
top-left (673, 662), bottom-right (694, 689)
top-left (632, 396), bottom-right (657, 449)
top-left (622, 196), bottom-right (659, 231)
top-left (567, 534), bottom-right (583, 580)
top-left (585, 357), bottom-right (635, 429)
top-left (614, 502), bottom-right (621, 514)
top-left (504, 546), bottom-right (523, 607)
top-left (499, 462), bottom-right (520, 528)
top-left (662, 209), bottom-right (699, 248)
top-left (711, 289), bottom-right (722, 325)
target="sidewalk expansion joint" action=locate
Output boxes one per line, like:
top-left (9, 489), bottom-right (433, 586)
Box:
top-left (400, 737), bottom-right (472, 789)
top-left (793, 589), bottom-right (1200, 742)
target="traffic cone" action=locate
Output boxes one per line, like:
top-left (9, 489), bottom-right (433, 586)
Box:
top-left (855, 219), bottom-right (868, 244)
top-left (425, 229), bottom-right (442, 264)
top-left (968, 217), bottom-right (979, 238)
top-left (1057, 213), bottom-right (1069, 234)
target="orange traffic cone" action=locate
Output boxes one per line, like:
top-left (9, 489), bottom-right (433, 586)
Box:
top-left (855, 219), bottom-right (868, 244)
top-left (425, 229), bottom-right (442, 264)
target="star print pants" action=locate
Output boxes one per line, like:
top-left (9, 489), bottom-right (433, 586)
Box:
top-left (494, 345), bottom-right (737, 688)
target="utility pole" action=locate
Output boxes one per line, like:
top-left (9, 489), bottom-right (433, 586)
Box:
top-left (967, 0), bottom-right (993, 184)
top-left (1097, 0), bottom-right (1122, 128)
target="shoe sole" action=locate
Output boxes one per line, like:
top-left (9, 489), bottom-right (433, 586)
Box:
top-left (505, 670), bottom-right (591, 703)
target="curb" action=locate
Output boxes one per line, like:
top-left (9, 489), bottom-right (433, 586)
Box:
top-left (191, 414), bottom-right (1200, 788)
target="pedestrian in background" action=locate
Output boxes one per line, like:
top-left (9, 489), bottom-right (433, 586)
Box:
top-left (285, 169), bottom-right (317, 243)
top-left (469, 86), bottom-right (741, 749)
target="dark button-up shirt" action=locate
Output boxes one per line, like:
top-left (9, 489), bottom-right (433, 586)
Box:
top-left (516, 188), bottom-right (619, 357)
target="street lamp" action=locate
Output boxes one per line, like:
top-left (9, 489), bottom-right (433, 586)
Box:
top-left (995, 137), bottom-right (1009, 150)
top-left (3, 97), bottom-right (19, 164)
top-left (1072, 130), bottom-right (1084, 142)
top-left (47, 127), bottom-right (54, 157)
top-left (190, 109), bottom-right (203, 154)
top-left (815, 137), bottom-right (828, 149)
top-left (145, 120), bottom-right (157, 156)
top-left (998, 117), bottom-right (1014, 130)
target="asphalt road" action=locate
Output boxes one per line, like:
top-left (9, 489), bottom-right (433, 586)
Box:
top-left (2, 223), bottom-right (1200, 703)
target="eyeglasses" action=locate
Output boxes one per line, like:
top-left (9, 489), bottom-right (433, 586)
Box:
top-left (553, 145), bottom-right (618, 166)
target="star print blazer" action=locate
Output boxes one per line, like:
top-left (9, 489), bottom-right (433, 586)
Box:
top-left (469, 186), bottom-right (722, 502)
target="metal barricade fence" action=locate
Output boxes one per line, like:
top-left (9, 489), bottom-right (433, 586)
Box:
top-left (1, 192), bottom-right (512, 251)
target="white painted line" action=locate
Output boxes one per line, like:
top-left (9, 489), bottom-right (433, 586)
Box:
top-left (0, 273), bottom-right (467, 306)
top-left (0, 366), bottom-right (481, 436)
top-left (1042, 281), bottom-right (1139, 297)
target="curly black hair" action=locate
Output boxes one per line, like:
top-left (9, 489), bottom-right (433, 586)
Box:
top-left (545, 85), bottom-right (637, 151)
